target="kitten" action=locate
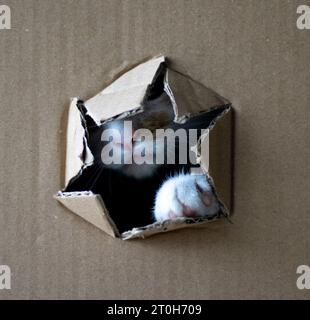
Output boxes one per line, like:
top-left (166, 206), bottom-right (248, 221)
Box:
top-left (67, 92), bottom-right (221, 233)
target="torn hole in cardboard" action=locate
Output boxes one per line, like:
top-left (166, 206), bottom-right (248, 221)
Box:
top-left (55, 56), bottom-right (232, 240)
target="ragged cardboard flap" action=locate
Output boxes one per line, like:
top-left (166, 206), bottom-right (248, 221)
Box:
top-left (122, 215), bottom-right (219, 240)
top-left (84, 56), bottom-right (165, 124)
top-left (56, 191), bottom-right (119, 238)
top-left (209, 110), bottom-right (233, 212)
top-left (164, 69), bottom-right (229, 122)
top-left (65, 98), bottom-right (94, 186)
top-left (56, 55), bottom-right (232, 239)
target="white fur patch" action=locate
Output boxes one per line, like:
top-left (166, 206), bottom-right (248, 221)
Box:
top-left (154, 173), bottom-right (219, 222)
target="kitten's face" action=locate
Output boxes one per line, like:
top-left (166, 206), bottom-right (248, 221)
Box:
top-left (99, 93), bottom-right (175, 178)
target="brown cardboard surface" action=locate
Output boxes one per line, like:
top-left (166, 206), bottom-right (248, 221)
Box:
top-left (85, 56), bottom-right (165, 123)
top-left (55, 191), bottom-right (119, 238)
top-left (0, 0), bottom-right (309, 299)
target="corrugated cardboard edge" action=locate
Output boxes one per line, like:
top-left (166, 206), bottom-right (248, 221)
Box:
top-left (65, 98), bottom-right (94, 185)
top-left (55, 55), bottom-right (232, 240)
top-left (209, 108), bottom-right (233, 213)
top-left (55, 98), bottom-right (121, 238)
top-left (122, 216), bottom-right (220, 240)
top-left (54, 191), bottom-right (120, 238)
top-left (164, 68), bottom-right (230, 122)
top-left (85, 56), bottom-right (165, 124)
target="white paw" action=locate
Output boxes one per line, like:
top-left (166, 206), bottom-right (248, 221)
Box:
top-left (154, 173), bottom-right (219, 222)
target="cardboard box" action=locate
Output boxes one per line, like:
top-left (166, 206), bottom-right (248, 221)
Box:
top-left (1, 0), bottom-right (309, 300)
top-left (55, 56), bottom-right (232, 239)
